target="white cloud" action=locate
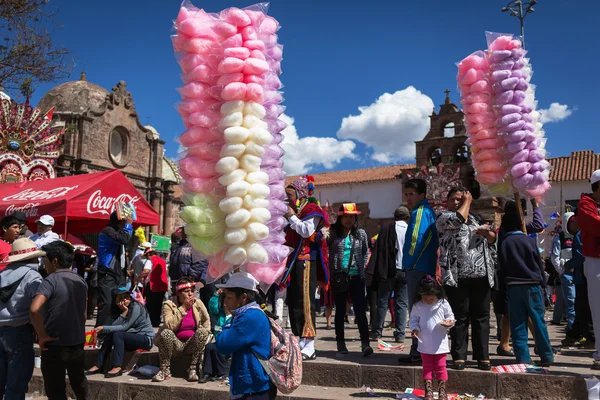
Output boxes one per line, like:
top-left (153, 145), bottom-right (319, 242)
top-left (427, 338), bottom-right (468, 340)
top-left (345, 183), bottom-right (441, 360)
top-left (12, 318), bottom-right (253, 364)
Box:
top-left (279, 114), bottom-right (357, 175)
top-left (336, 86), bottom-right (434, 163)
top-left (538, 103), bottom-right (574, 124)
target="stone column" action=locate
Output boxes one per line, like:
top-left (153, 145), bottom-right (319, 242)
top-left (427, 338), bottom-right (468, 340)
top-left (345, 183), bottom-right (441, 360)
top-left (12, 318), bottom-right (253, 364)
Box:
top-left (150, 189), bottom-right (161, 233)
top-left (164, 192), bottom-right (174, 237)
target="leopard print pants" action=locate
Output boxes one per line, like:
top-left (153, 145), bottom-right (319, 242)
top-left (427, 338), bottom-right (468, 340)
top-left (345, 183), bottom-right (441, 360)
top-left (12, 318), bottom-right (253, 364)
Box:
top-left (155, 327), bottom-right (209, 376)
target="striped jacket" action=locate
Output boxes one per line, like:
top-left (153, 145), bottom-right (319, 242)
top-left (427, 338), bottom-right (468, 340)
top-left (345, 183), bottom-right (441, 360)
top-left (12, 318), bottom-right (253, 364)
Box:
top-left (328, 228), bottom-right (369, 280)
top-left (402, 199), bottom-right (439, 275)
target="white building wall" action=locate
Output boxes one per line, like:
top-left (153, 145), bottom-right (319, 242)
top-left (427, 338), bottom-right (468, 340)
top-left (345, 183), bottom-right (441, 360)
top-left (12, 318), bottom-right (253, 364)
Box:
top-left (314, 180), bottom-right (404, 219)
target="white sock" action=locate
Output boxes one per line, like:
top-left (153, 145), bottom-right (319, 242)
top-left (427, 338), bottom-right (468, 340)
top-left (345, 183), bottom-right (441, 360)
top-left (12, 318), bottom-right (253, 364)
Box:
top-left (301, 338), bottom-right (315, 356)
top-left (298, 337), bottom-right (306, 350)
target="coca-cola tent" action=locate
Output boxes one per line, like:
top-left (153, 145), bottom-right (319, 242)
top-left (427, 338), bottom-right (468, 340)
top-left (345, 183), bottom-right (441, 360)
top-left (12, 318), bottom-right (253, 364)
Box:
top-left (0, 169), bottom-right (159, 234)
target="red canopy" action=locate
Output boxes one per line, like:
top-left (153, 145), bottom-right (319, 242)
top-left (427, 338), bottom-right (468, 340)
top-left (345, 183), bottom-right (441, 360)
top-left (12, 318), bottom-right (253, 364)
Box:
top-left (0, 170), bottom-right (159, 234)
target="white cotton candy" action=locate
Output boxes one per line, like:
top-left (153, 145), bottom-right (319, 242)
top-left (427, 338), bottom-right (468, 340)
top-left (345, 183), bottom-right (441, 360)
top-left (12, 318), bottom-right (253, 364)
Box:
top-left (225, 245), bottom-right (247, 265)
top-left (248, 183), bottom-right (270, 198)
top-left (250, 207), bottom-right (271, 223)
top-left (244, 141), bottom-right (265, 157)
top-left (240, 154), bottom-right (262, 172)
top-left (215, 157), bottom-right (240, 174)
top-left (246, 242), bottom-right (269, 264)
top-left (242, 115), bottom-right (268, 130)
top-left (220, 143), bottom-right (246, 158)
top-left (226, 181), bottom-right (251, 197)
top-left (246, 171), bottom-right (269, 184)
top-left (243, 101), bottom-right (266, 119)
top-left (224, 126), bottom-right (250, 144)
top-left (218, 169), bottom-right (247, 186)
top-left (219, 112), bottom-right (244, 128)
top-left (221, 100), bottom-right (245, 116)
top-left (246, 222), bottom-right (269, 241)
top-left (219, 197), bottom-right (243, 214)
top-left (225, 228), bottom-right (248, 245)
top-left (226, 208), bottom-right (252, 229)
top-left (243, 195), bottom-right (269, 209)
top-left (249, 127), bottom-right (273, 145)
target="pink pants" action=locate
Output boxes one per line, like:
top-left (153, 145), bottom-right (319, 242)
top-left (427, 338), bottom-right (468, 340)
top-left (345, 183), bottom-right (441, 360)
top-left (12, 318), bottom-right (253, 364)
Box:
top-left (421, 353), bottom-right (448, 381)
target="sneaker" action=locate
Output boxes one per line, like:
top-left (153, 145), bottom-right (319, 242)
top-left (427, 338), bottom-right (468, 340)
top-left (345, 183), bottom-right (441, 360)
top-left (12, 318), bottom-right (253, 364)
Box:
top-left (152, 370), bottom-right (171, 382)
top-left (394, 335), bottom-right (405, 344)
top-left (561, 337), bottom-right (580, 347)
top-left (198, 374), bottom-right (211, 384)
top-left (187, 368), bottom-right (199, 382)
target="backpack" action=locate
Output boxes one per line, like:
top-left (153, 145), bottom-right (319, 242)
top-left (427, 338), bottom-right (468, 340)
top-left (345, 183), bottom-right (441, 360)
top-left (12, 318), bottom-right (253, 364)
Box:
top-left (253, 317), bottom-right (302, 394)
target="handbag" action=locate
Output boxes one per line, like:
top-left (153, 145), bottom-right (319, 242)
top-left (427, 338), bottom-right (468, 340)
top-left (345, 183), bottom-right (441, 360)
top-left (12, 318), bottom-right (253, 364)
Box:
top-left (331, 235), bottom-right (355, 294)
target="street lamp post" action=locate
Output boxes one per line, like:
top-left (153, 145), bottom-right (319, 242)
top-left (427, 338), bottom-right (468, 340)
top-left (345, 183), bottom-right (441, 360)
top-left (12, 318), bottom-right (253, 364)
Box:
top-left (501, 0), bottom-right (537, 49)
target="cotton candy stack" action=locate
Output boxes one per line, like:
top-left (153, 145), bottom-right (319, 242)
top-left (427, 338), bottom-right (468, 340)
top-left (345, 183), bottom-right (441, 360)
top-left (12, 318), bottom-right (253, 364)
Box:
top-left (487, 33), bottom-right (551, 198)
top-left (173, 2), bottom-right (289, 284)
top-left (457, 51), bottom-right (507, 187)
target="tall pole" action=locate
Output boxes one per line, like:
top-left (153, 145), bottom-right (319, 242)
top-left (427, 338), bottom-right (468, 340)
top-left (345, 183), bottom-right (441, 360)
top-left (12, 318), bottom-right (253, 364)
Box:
top-left (502, 0), bottom-right (538, 50)
top-left (518, 1), bottom-right (525, 48)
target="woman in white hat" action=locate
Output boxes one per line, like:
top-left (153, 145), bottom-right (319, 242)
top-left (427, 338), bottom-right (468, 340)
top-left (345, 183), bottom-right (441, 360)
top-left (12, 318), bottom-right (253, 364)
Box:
top-left (0, 238), bottom-right (44, 398)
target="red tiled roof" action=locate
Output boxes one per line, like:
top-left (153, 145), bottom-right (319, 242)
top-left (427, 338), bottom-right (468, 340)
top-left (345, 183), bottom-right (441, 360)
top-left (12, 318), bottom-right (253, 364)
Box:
top-left (548, 151), bottom-right (600, 182)
top-left (285, 164), bottom-right (415, 187)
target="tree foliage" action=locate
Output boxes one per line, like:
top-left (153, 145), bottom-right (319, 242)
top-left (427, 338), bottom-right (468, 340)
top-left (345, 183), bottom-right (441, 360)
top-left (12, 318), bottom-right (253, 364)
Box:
top-left (0, 0), bottom-right (72, 98)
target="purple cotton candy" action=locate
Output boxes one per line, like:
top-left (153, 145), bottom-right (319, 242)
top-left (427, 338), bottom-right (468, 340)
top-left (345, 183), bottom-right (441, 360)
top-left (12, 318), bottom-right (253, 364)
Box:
top-left (511, 48), bottom-right (526, 59)
top-left (530, 161), bottom-right (549, 173)
top-left (506, 141), bottom-right (527, 154)
top-left (491, 60), bottom-right (515, 71)
top-left (267, 119), bottom-right (287, 134)
top-left (523, 123), bottom-right (535, 132)
top-left (510, 70), bottom-right (524, 79)
top-left (503, 130), bottom-right (527, 143)
top-left (491, 70), bottom-right (512, 83)
top-left (513, 58), bottom-right (526, 69)
top-left (269, 199), bottom-right (287, 214)
top-left (511, 162), bottom-right (531, 177)
top-left (528, 150), bottom-right (545, 163)
top-left (513, 173), bottom-right (534, 190)
top-left (520, 104), bottom-right (533, 114)
top-left (513, 90), bottom-right (527, 103)
top-left (505, 120), bottom-right (526, 132)
top-left (501, 104), bottom-right (521, 115)
top-left (524, 131), bottom-right (537, 142)
top-left (501, 113), bottom-right (522, 125)
top-left (268, 183), bottom-right (286, 199)
top-left (491, 50), bottom-right (512, 62)
top-left (525, 141), bottom-right (538, 151)
top-left (266, 216), bottom-right (286, 231)
top-left (521, 114), bottom-right (533, 123)
top-left (515, 79), bottom-right (528, 91)
top-left (495, 90), bottom-right (514, 105)
top-left (264, 144), bottom-right (284, 159)
top-left (528, 171), bottom-right (546, 188)
top-left (501, 77), bottom-right (519, 90)
top-left (511, 150), bottom-right (530, 164)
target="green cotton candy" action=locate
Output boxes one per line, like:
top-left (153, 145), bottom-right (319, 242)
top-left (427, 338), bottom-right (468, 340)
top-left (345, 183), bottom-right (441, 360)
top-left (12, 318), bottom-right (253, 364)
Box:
top-left (187, 234), bottom-right (226, 256)
top-left (185, 221), bottom-right (225, 237)
top-left (180, 205), bottom-right (223, 224)
top-left (185, 193), bottom-right (218, 208)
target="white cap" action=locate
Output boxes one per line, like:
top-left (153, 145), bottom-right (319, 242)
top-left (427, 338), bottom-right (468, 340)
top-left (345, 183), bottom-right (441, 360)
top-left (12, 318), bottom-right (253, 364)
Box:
top-left (591, 169), bottom-right (600, 185)
top-left (138, 241), bottom-right (152, 249)
top-left (36, 215), bottom-right (55, 226)
top-left (215, 271), bottom-right (259, 293)
top-left (563, 212), bottom-right (575, 225)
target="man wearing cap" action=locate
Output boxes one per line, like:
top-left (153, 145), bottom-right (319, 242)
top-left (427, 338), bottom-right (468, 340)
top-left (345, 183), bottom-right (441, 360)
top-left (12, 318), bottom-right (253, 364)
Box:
top-left (29, 215), bottom-right (60, 250)
top-left (10, 212), bottom-right (33, 238)
top-left (576, 169), bottom-right (600, 369)
top-left (0, 238), bottom-right (44, 399)
top-left (367, 206), bottom-right (411, 344)
top-left (551, 212), bottom-right (577, 334)
top-left (128, 241), bottom-right (152, 291)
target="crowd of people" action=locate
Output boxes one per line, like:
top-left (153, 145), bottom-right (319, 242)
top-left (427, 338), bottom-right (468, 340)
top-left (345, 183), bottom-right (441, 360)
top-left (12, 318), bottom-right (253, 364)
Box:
top-left (0, 169), bottom-right (599, 400)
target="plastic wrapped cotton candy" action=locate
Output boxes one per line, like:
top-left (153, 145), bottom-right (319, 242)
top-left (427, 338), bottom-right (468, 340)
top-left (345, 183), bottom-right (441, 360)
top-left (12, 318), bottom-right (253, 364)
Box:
top-left (486, 32), bottom-right (551, 198)
top-left (456, 51), bottom-right (508, 187)
top-left (173, 1), bottom-right (290, 285)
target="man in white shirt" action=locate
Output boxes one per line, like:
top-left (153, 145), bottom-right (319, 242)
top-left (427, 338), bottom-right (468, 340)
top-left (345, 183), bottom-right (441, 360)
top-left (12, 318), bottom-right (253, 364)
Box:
top-left (29, 215), bottom-right (60, 249)
top-left (367, 206), bottom-right (410, 343)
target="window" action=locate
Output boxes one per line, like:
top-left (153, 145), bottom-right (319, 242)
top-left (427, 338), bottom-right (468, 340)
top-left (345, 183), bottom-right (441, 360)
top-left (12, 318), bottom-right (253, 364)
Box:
top-left (429, 147), bottom-right (442, 166)
top-left (109, 127), bottom-right (128, 166)
top-left (455, 145), bottom-right (469, 163)
top-left (443, 122), bottom-right (455, 138)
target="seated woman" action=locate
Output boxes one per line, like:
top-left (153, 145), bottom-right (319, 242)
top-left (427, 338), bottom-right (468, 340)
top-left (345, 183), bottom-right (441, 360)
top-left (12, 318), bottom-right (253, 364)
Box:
top-left (199, 290), bottom-right (232, 383)
top-left (86, 287), bottom-right (154, 377)
top-left (216, 271), bottom-right (276, 400)
top-left (152, 277), bottom-right (211, 382)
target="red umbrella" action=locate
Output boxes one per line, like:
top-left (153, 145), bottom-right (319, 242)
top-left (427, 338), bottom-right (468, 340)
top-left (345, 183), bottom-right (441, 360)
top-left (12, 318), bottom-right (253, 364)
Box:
top-left (65, 234), bottom-right (96, 256)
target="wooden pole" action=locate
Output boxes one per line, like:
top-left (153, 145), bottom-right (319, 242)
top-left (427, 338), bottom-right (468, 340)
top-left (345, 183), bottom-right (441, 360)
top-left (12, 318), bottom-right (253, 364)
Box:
top-left (513, 192), bottom-right (527, 233)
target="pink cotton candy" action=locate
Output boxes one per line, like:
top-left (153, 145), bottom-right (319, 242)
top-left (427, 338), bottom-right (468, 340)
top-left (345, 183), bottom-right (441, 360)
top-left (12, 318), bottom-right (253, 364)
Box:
top-left (474, 137), bottom-right (503, 150)
top-left (473, 149), bottom-right (498, 163)
top-left (467, 103), bottom-right (490, 114)
top-left (477, 171), bottom-right (505, 185)
top-left (510, 162), bottom-right (531, 177)
top-left (457, 54), bottom-right (488, 76)
top-left (508, 39), bottom-right (522, 49)
top-left (186, 143), bottom-right (222, 160)
top-left (244, 74), bottom-right (265, 85)
top-left (178, 19), bottom-right (219, 40)
top-left (186, 110), bottom-right (221, 128)
top-left (470, 80), bottom-right (490, 93)
top-left (185, 38), bottom-right (219, 55)
top-left (460, 69), bottom-right (484, 86)
top-left (222, 7), bottom-right (252, 27)
top-left (466, 113), bottom-right (490, 125)
top-left (472, 129), bottom-right (496, 141)
top-left (179, 82), bottom-right (212, 100)
top-left (179, 158), bottom-right (218, 179)
top-left (260, 16), bottom-right (279, 34)
top-left (179, 54), bottom-right (213, 74)
top-left (241, 26), bottom-right (258, 41)
top-left (183, 64), bottom-right (217, 85)
top-left (218, 57), bottom-right (245, 74)
top-left (462, 93), bottom-right (491, 105)
top-left (489, 35), bottom-right (512, 51)
top-left (244, 9), bottom-right (265, 26)
top-left (212, 21), bottom-right (237, 38)
top-left (172, 34), bottom-right (188, 53)
top-left (526, 181), bottom-right (550, 198)
top-left (243, 57), bottom-right (270, 75)
top-left (250, 49), bottom-right (266, 61)
top-left (178, 98), bottom-right (219, 116)
top-left (179, 127), bottom-right (221, 146)
top-left (222, 34), bottom-right (243, 48)
top-left (246, 83), bottom-right (264, 103)
top-left (224, 47), bottom-right (250, 60)
top-left (469, 118), bottom-right (495, 133)
top-left (184, 177), bottom-right (221, 194)
top-left (217, 73), bottom-right (244, 86)
top-left (478, 160), bottom-right (505, 173)
top-left (244, 40), bottom-right (265, 51)
top-left (175, 6), bottom-right (194, 25)
top-left (221, 82), bottom-right (247, 101)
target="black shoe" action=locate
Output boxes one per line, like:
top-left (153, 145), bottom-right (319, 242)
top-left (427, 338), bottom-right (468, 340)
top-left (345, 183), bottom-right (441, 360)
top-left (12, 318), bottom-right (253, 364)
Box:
top-left (369, 333), bottom-right (381, 342)
top-left (394, 336), bottom-right (405, 344)
top-left (302, 352), bottom-right (317, 361)
top-left (397, 355), bottom-right (421, 365)
top-left (550, 320), bottom-right (562, 326)
top-left (452, 361), bottom-right (465, 370)
top-left (534, 346), bottom-right (560, 355)
top-left (535, 360), bottom-right (553, 368)
top-left (85, 367), bottom-right (103, 376)
top-left (362, 343), bottom-right (373, 357)
top-left (105, 369), bottom-right (123, 378)
top-left (199, 374), bottom-right (211, 384)
top-left (478, 361), bottom-right (492, 371)
top-left (337, 342), bottom-right (349, 355)
top-left (496, 346), bottom-right (514, 357)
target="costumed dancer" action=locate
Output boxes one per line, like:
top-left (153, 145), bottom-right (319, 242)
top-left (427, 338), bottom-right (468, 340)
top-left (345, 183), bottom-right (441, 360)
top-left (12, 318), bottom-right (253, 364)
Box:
top-left (281, 176), bottom-right (329, 360)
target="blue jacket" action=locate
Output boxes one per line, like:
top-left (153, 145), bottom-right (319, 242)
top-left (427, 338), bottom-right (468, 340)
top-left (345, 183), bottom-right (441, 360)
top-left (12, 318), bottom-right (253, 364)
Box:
top-left (98, 223), bottom-right (133, 276)
top-left (567, 232), bottom-right (585, 285)
top-left (168, 241), bottom-right (208, 283)
top-left (216, 303), bottom-right (271, 396)
top-left (403, 199), bottom-right (439, 274)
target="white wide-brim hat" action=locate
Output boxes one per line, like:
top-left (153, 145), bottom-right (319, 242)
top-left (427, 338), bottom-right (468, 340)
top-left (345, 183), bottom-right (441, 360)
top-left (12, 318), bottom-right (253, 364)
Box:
top-left (7, 238), bottom-right (46, 263)
top-left (216, 271), bottom-right (259, 293)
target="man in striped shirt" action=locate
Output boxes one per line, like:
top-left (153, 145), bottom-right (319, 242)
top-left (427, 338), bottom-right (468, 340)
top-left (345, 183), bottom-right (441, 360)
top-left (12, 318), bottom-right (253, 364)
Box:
top-left (398, 179), bottom-right (439, 365)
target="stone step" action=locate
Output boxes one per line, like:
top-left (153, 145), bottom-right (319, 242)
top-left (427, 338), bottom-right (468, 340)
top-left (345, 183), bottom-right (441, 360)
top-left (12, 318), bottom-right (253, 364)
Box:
top-left (31, 346), bottom-right (588, 399)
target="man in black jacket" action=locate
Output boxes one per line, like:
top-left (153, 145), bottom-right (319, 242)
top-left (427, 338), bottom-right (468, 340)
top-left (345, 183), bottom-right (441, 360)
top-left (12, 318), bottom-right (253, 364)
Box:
top-left (367, 206), bottom-right (410, 343)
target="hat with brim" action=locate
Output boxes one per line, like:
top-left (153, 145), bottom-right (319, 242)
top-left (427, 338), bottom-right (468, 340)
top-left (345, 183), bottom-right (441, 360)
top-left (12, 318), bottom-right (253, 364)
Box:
top-left (112, 287), bottom-right (131, 298)
top-left (338, 203), bottom-right (361, 216)
top-left (7, 238), bottom-right (46, 263)
top-left (138, 241), bottom-right (152, 250)
top-left (143, 248), bottom-right (156, 256)
top-left (215, 271), bottom-right (259, 293)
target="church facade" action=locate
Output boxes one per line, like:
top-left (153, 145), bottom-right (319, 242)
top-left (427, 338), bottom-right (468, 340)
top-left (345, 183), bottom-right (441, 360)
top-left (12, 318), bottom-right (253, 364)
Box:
top-left (37, 73), bottom-right (183, 235)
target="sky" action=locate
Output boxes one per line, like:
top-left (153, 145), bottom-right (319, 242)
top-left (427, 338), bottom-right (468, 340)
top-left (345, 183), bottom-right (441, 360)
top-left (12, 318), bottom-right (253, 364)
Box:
top-left (24, 0), bottom-right (598, 176)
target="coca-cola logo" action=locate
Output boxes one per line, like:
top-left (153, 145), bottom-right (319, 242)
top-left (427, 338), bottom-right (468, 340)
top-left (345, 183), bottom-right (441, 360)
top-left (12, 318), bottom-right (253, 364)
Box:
top-left (5, 203), bottom-right (40, 218)
top-left (2, 186), bottom-right (79, 202)
top-left (86, 190), bottom-right (140, 216)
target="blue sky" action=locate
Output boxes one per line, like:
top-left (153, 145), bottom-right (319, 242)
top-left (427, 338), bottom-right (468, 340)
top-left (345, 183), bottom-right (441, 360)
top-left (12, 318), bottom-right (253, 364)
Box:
top-left (27, 0), bottom-right (597, 175)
